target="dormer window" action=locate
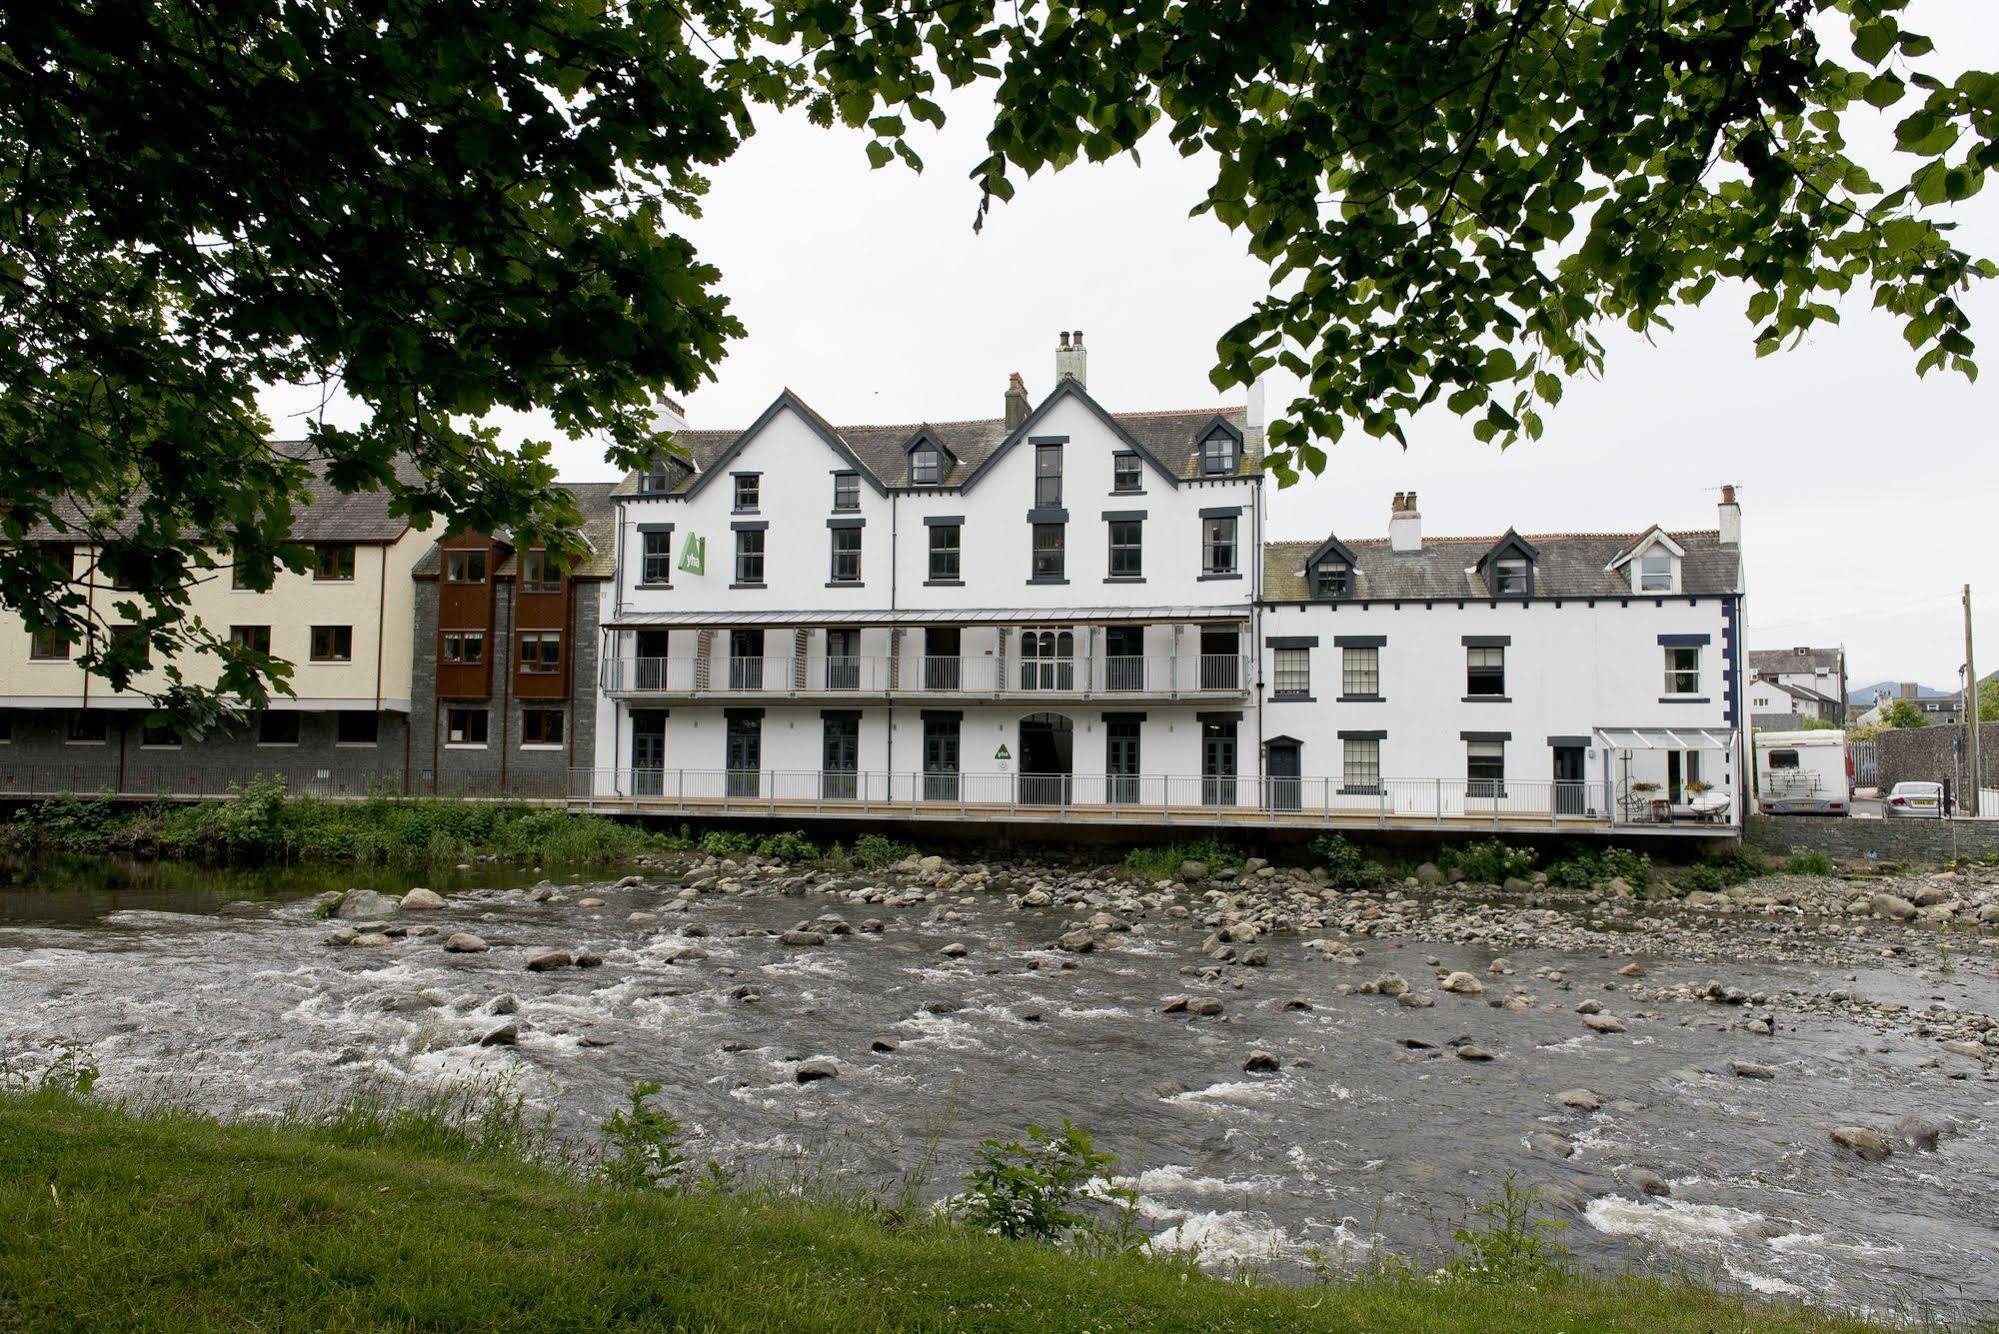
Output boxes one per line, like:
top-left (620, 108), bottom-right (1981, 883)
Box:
top-left (1494, 557), bottom-right (1529, 596)
top-left (1200, 428), bottom-right (1237, 476)
top-left (1639, 550), bottom-right (1672, 591)
top-left (1313, 563), bottom-right (1350, 598)
top-left (910, 445), bottom-right (942, 486)
top-left (638, 461), bottom-right (677, 494)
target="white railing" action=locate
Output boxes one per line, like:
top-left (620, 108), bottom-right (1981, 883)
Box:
top-left (602, 653), bottom-right (1251, 698)
top-left (566, 768), bottom-right (1672, 827)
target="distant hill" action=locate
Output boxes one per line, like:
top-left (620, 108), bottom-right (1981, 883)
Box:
top-left (1847, 680), bottom-right (1955, 705)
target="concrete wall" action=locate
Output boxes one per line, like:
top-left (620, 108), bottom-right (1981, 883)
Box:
top-left (1876, 721), bottom-right (1999, 794)
top-left (1745, 812), bottom-right (1999, 861)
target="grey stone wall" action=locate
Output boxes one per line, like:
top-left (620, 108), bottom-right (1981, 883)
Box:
top-left (411, 577), bottom-right (600, 800)
top-left (1876, 721), bottom-right (1999, 794)
top-left (1746, 813), bottom-right (1999, 862)
top-left (0, 707), bottom-right (408, 799)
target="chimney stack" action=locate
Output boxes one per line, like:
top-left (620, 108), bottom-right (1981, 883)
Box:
top-left (1004, 372), bottom-right (1031, 429)
top-left (1055, 329), bottom-right (1087, 386)
top-left (1717, 483), bottom-right (1741, 547)
top-left (1389, 491), bottom-right (1422, 553)
top-left (1245, 376), bottom-right (1267, 432)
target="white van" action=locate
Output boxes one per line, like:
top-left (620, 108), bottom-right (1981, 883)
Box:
top-left (1756, 730), bottom-right (1850, 815)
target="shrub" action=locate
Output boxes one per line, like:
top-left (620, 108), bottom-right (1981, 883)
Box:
top-left (854, 833), bottom-right (918, 869)
top-left (956, 1120), bottom-right (1133, 1246)
top-left (1123, 835), bottom-right (1241, 881)
top-left (1449, 1176), bottom-right (1570, 1285)
top-left (754, 830), bottom-right (818, 863)
top-left (1672, 843), bottom-right (1768, 894)
top-left (1543, 846), bottom-right (1653, 891)
top-left (1311, 834), bottom-right (1389, 887)
top-left (1440, 839), bottom-right (1537, 884)
top-left (697, 829), bottom-right (756, 858)
top-left (1783, 848), bottom-right (1835, 877)
top-left (597, 1080), bottom-right (686, 1192)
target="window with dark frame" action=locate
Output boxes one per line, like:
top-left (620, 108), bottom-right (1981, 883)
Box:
top-left (638, 463), bottom-right (675, 494)
top-left (1492, 556), bottom-right (1529, 596)
top-left (825, 628), bottom-right (860, 690)
top-left (29, 628), bottom-right (71, 660)
top-left (1664, 645), bottom-right (1701, 695)
top-left (314, 543), bottom-right (356, 581)
top-left (521, 707), bottom-right (565, 746)
top-left (1467, 739), bottom-right (1507, 797)
top-left (910, 445), bottom-right (942, 486)
top-left (1202, 515), bottom-right (1237, 575)
top-left (1034, 442), bottom-right (1062, 507)
top-left (1466, 645), bottom-right (1506, 696)
top-left (829, 527), bottom-right (862, 583)
top-left (1341, 645), bottom-right (1380, 696)
top-left (1272, 646), bottom-right (1310, 696)
top-left (518, 632), bottom-right (561, 673)
top-left (928, 524), bottom-right (961, 581)
top-left (67, 710), bottom-right (108, 744)
top-left (640, 530), bottom-right (673, 584)
top-left (1342, 737), bottom-right (1381, 793)
top-left (257, 710), bottom-right (300, 745)
top-left (337, 712), bottom-right (380, 746)
top-left (446, 707), bottom-right (489, 746)
top-left (1108, 520), bottom-right (1143, 578)
top-left (735, 528), bottom-right (765, 584)
top-left (1112, 452), bottom-right (1142, 493)
top-left (441, 631), bottom-right (484, 665)
top-left (833, 472), bottom-right (859, 511)
top-left (444, 549), bottom-right (487, 584)
top-left (732, 473), bottom-right (760, 512)
top-left (230, 624), bottom-right (272, 655)
top-left (521, 550), bottom-right (561, 593)
top-left (1312, 563), bottom-right (1350, 598)
top-left (1031, 523), bottom-right (1065, 580)
top-left (1200, 429), bottom-right (1236, 475)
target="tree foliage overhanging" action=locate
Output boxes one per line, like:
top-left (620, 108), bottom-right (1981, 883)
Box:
top-left (3, 0), bottom-right (1993, 705)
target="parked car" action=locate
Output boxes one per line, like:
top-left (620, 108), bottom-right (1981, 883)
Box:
top-left (1884, 781), bottom-right (1946, 819)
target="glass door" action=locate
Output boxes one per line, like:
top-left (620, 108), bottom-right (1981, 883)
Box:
top-left (630, 710), bottom-right (665, 796)
top-left (725, 714), bottom-right (761, 797)
top-left (922, 717), bottom-right (960, 801)
top-left (822, 714), bottom-right (858, 799)
top-left (1106, 719), bottom-right (1140, 804)
top-left (1202, 720), bottom-right (1237, 806)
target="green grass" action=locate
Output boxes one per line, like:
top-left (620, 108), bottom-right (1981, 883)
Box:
top-left (0, 1089), bottom-right (1886, 1333)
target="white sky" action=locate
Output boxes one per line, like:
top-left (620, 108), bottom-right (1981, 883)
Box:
top-left (263, 5), bottom-right (1999, 691)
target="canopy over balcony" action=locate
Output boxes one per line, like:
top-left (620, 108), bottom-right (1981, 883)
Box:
top-left (1595, 727), bottom-right (1736, 750)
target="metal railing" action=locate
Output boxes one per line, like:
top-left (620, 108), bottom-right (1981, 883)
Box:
top-left (601, 653), bottom-right (1251, 699)
top-left (566, 768), bottom-right (1677, 828)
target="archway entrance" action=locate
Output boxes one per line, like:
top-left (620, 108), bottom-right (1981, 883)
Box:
top-left (1018, 713), bottom-right (1073, 805)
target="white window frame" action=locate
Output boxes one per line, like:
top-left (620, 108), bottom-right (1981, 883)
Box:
top-left (1664, 645), bottom-right (1702, 695)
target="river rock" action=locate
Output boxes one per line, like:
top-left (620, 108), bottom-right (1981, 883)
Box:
top-left (401, 888), bottom-right (446, 911)
top-left (1529, 1132), bottom-right (1573, 1159)
top-left (1455, 1044), bottom-right (1495, 1061)
top-left (779, 930), bottom-right (827, 947)
top-left (1187, 997), bottom-right (1224, 1017)
top-left (1830, 1126), bottom-right (1893, 1161)
top-left (479, 1022), bottom-right (520, 1047)
top-left (1178, 860), bottom-right (1209, 882)
top-left (1626, 1168), bottom-right (1670, 1198)
top-left (1893, 1116), bottom-right (1942, 1152)
top-left (1556, 1088), bottom-right (1602, 1111)
top-left (1160, 996), bottom-right (1190, 1014)
top-left (1057, 929), bottom-right (1096, 952)
top-left (1583, 1014), bottom-right (1628, 1034)
top-left (526, 949), bottom-right (572, 972)
top-left (577, 897), bottom-right (605, 909)
top-left (1415, 862), bottom-right (1443, 887)
top-left (666, 946), bottom-right (709, 963)
top-left (1243, 1050), bottom-right (1281, 1073)
top-left (351, 933), bottom-right (392, 948)
top-left (335, 889), bottom-right (399, 920)
top-left (443, 932), bottom-right (488, 953)
top-left (1373, 973), bottom-right (1411, 998)
top-left (1441, 971), bottom-right (1484, 995)
top-left (1278, 995), bottom-right (1312, 1011)
top-left (939, 942), bottom-right (968, 958)
top-left (1870, 894), bottom-right (1917, 922)
top-left (1730, 1061), bottom-right (1775, 1080)
top-left (573, 950), bottom-right (603, 969)
top-left (795, 1057), bottom-right (839, 1083)
top-left (871, 1038), bottom-right (900, 1053)
top-left (1617, 962), bottom-right (1645, 977)
top-left (323, 927), bottom-right (358, 947)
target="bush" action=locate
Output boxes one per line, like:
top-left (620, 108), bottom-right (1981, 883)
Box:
top-left (1123, 835), bottom-right (1241, 881)
top-left (1784, 848), bottom-right (1835, 877)
top-left (1673, 844), bottom-right (1768, 894)
top-left (955, 1120), bottom-right (1134, 1247)
top-left (696, 829), bottom-right (756, 858)
top-left (597, 1080), bottom-right (686, 1192)
top-left (754, 830), bottom-right (818, 863)
top-left (854, 833), bottom-right (918, 869)
top-left (1440, 839), bottom-right (1537, 884)
top-left (1311, 834), bottom-right (1389, 887)
top-left (1543, 846), bottom-right (1653, 891)
top-left (1450, 1176), bottom-right (1570, 1285)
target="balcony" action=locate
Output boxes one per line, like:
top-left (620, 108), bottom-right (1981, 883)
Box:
top-left (600, 653), bottom-right (1250, 701)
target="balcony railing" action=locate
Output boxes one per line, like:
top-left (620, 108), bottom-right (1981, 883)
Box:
top-left (567, 768), bottom-right (1705, 828)
top-left (601, 653), bottom-right (1251, 699)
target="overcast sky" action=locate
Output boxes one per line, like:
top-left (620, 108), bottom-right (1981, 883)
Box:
top-left (266, 6), bottom-right (1998, 692)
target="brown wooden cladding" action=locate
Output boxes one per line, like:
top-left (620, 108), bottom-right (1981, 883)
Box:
top-left (512, 554), bottom-right (574, 701)
top-left (435, 531), bottom-right (498, 699)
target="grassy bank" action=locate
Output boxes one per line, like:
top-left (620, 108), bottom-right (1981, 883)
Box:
top-left (0, 1087), bottom-right (1882, 1333)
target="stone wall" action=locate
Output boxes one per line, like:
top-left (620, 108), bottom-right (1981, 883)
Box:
top-left (1876, 721), bottom-right (1999, 794)
top-left (1746, 813), bottom-right (1999, 862)
top-left (0, 708), bottom-right (408, 798)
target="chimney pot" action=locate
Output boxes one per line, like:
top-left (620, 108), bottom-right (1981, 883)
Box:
top-left (1059, 331), bottom-right (1070, 349)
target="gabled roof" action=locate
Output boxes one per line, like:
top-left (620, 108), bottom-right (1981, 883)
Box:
top-left (1749, 647), bottom-right (1844, 676)
top-left (1606, 525), bottom-right (1686, 569)
top-left (413, 482), bottom-right (620, 580)
top-left (1262, 529), bottom-right (1739, 601)
top-left (902, 427), bottom-right (958, 463)
top-left (1476, 529), bottom-right (1540, 571)
top-left (1305, 534), bottom-right (1360, 569)
top-left (613, 379), bottom-right (1261, 498)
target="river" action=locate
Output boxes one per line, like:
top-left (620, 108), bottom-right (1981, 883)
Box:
top-left (1, 854), bottom-right (1994, 1324)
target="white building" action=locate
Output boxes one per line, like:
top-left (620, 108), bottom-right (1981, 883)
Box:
top-left (583, 335), bottom-right (1746, 835)
top-left (1747, 646), bottom-right (1847, 724)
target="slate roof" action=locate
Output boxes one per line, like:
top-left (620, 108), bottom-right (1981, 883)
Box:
top-left (18, 443), bottom-right (425, 544)
top-left (1748, 647), bottom-right (1843, 676)
top-left (614, 387), bottom-right (1260, 497)
top-left (411, 481), bottom-right (620, 580)
top-left (1758, 677), bottom-right (1841, 706)
top-left (1262, 530), bottom-right (1741, 601)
